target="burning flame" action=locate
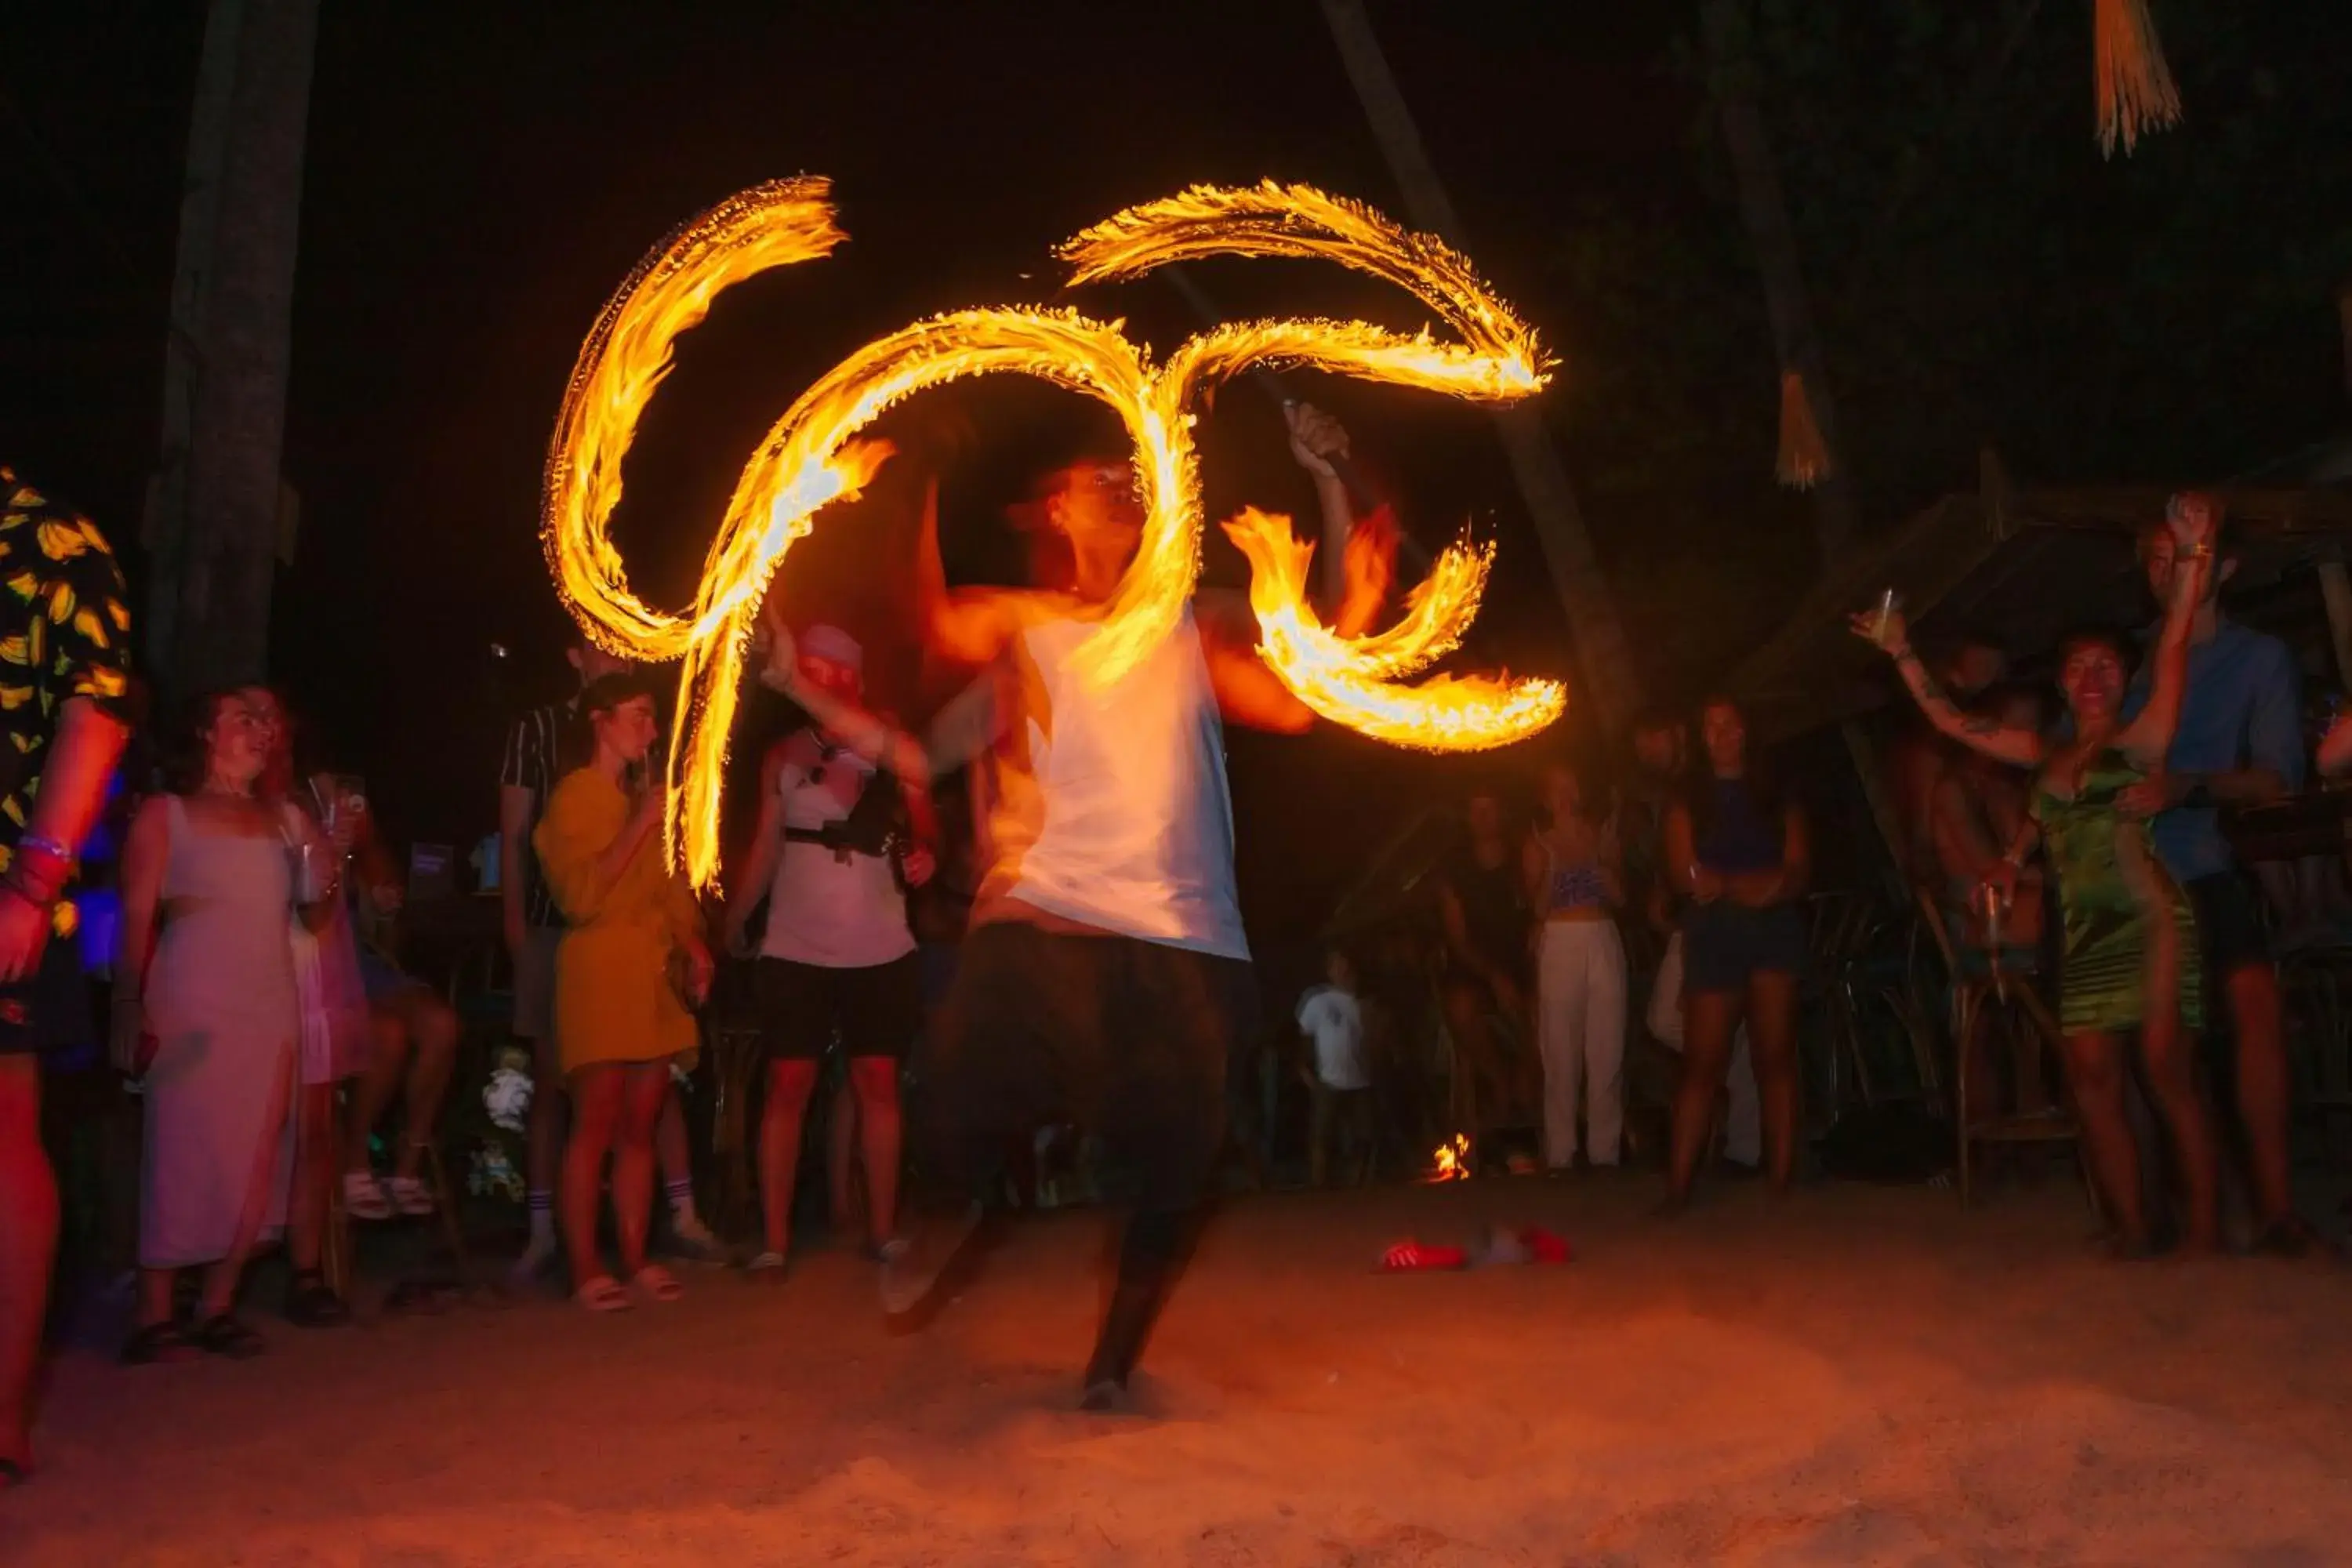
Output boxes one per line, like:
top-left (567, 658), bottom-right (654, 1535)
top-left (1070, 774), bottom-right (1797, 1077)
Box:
top-left (1428, 1134), bottom-right (1472, 1183)
top-left (1225, 507), bottom-right (1564, 747)
top-left (544, 177), bottom-right (1566, 891)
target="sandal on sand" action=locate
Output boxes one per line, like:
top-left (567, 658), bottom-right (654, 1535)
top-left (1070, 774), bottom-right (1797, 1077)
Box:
top-left (190, 1314), bottom-right (267, 1359)
top-left (385, 1174), bottom-right (436, 1218)
top-left (630, 1264), bottom-right (684, 1303)
top-left (283, 1269), bottom-right (350, 1329)
top-left (120, 1322), bottom-right (199, 1366)
top-left (745, 1250), bottom-right (788, 1282)
top-left (343, 1171), bottom-right (394, 1222)
top-left (573, 1276), bottom-right (632, 1312)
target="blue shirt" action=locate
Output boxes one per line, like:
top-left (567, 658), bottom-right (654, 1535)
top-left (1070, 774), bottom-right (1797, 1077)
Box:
top-left (2120, 616), bottom-right (2303, 883)
top-left (1693, 779), bottom-right (1784, 873)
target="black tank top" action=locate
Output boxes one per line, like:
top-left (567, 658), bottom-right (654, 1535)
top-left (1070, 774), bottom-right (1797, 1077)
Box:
top-left (1448, 846), bottom-right (1526, 971)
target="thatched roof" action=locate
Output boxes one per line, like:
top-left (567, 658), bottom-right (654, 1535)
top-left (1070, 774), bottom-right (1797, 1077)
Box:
top-left (1726, 445), bottom-right (2352, 742)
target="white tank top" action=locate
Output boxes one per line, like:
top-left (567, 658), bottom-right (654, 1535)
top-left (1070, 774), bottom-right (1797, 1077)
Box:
top-left (998, 607), bottom-right (1247, 960)
top-left (759, 739), bottom-right (916, 969)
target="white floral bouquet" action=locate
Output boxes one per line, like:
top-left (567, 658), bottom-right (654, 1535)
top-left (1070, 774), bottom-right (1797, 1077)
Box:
top-left (482, 1047), bottom-right (534, 1133)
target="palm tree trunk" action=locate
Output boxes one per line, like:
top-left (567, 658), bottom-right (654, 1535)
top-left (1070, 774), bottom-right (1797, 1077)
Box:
top-left (147, 0), bottom-right (318, 700)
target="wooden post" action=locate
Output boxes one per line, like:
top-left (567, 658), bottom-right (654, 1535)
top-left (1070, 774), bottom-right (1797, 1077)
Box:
top-left (1316, 0), bottom-right (1643, 733)
top-left (146, 0), bottom-right (318, 699)
top-left (2316, 561), bottom-right (2352, 695)
top-left (1701, 0), bottom-right (1858, 560)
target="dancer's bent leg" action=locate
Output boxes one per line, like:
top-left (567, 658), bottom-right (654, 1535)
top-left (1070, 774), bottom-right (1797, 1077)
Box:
top-left (1081, 938), bottom-right (1248, 1406)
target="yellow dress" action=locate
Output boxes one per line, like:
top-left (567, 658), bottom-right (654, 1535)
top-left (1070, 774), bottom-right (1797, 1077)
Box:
top-left (533, 768), bottom-right (703, 1074)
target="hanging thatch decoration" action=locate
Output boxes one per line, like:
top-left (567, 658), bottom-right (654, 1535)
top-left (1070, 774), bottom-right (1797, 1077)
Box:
top-left (1777, 370), bottom-right (1830, 489)
top-left (2095, 0), bottom-right (2182, 158)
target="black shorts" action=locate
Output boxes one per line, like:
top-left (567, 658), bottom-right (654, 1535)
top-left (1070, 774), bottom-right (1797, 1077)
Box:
top-left (916, 919), bottom-right (1255, 1213)
top-left (1682, 902), bottom-right (1806, 996)
top-left (2183, 871), bottom-right (2270, 979)
top-left (755, 953), bottom-right (921, 1062)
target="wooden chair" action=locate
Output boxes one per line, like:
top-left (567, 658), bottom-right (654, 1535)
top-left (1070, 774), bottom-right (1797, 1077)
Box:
top-left (1915, 891), bottom-right (2096, 1211)
top-left (702, 960), bottom-right (767, 1242)
top-left (1805, 890), bottom-right (1940, 1116)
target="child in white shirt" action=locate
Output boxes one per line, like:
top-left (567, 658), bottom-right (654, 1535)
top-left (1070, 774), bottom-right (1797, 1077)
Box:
top-left (1297, 948), bottom-right (1374, 1187)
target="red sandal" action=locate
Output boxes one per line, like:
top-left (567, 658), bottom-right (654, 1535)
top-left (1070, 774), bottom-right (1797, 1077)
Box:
top-left (1378, 1240), bottom-right (1468, 1272)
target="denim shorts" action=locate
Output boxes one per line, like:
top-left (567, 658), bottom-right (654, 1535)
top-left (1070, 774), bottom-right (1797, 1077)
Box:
top-left (1681, 902), bottom-right (1806, 995)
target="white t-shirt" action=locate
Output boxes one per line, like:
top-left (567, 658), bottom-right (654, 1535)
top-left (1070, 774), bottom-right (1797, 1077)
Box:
top-left (999, 608), bottom-right (1249, 961)
top-left (760, 738), bottom-right (916, 970)
top-left (1296, 985), bottom-right (1367, 1091)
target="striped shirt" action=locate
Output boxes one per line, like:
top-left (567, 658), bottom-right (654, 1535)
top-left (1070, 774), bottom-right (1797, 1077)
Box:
top-left (499, 698), bottom-right (583, 931)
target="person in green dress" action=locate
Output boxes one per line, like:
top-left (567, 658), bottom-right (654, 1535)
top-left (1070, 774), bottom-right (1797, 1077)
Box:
top-left (1853, 501), bottom-right (2220, 1254)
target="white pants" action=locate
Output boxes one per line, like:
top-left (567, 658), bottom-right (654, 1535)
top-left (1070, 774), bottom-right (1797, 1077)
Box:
top-left (1646, 933), bottom-right (1760, 1166)
top-left (1536, 920), bottom-right (1627, 1167)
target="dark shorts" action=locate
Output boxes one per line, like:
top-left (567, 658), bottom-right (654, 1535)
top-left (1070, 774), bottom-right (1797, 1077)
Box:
top-left (1682, 902), bottom-right (1806, 996)
top-left (755, 952), bottom-right (921, 1062)
top-left (0, 935), bottom-right (93, 1064)
top-left (358, 945), bottom-right (429, 1006)
top-left (2184, 871), bottom-right (2270, 979)
top-left (917, 919), bottom-right (1255, 1213)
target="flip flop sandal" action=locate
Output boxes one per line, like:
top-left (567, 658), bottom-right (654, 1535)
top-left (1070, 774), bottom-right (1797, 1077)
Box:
top-left (189, 1315), bottom-right (267, 1359)
top-left (343, 1172), bottom-right (394, 1222)
top-left (629, 1265), bottom-right (684, 1303)
top-left (385, 1175), bottom-right (437, 1218)
top-left (121, 1321), bottom-right (200, 1366)
top-left (744, 1250), bottom-right (789, 1282)
top-left (573, 1275), bottom-right (632, 1312)
top-left (1377, 1241), bottom-right (1468, 1272)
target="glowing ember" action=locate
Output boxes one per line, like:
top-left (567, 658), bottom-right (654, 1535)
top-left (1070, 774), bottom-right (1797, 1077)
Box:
top-left (544, 177), bottom-right (1565, 891)
top-left (1426, 1134), bottom-right (1473, 1183)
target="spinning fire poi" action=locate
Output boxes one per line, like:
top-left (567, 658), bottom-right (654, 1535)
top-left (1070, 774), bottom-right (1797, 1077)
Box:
top-left (542, 177), bottom-right (1565, 894)
top-left (542, 177), bottom-right (1566, 1406)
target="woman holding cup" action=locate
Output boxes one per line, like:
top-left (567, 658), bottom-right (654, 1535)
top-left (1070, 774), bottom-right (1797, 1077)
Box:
top-left (115, 689), bottom-right (344, 1360)
top-left (1853, 499), bottom-right (2220, 1254)
top-left (533, 670), bottom-right (713, 1310)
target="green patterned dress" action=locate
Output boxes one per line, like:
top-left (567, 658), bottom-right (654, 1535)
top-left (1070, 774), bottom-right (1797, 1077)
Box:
top-left (2030, 747), bottom-right (2201, 1034)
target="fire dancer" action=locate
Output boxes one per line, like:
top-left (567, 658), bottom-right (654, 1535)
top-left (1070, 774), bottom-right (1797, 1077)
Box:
top-left (0, 466), bottom-right (131, 1487)
top-left (883, 403), bottom-right (1377, 1411)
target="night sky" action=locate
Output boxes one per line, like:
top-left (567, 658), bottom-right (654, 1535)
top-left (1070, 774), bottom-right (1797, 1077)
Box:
top-left (3, 2), bottom-right (2345, 966)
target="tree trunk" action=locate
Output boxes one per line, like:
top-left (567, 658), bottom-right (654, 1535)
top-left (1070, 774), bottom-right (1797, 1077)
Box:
top-left (1701, 0), bottom-right (1859, 561)
top-left (1316, 0), bottom-right (1644, 734)
top-left (147, 0), bottom-right (318, 701)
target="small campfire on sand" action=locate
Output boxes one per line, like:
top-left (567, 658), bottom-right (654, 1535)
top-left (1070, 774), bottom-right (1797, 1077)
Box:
top-left (1425, 1134), bottom-right (1472, 1183)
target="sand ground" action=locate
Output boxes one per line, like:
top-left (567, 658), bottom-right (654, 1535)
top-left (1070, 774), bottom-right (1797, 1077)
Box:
top-left (9, 1175), bottom-right (2352, 1566)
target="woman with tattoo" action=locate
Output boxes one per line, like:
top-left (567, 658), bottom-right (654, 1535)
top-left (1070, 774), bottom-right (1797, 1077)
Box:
top-left (1853, 501), bottom-right (2220, 1254)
